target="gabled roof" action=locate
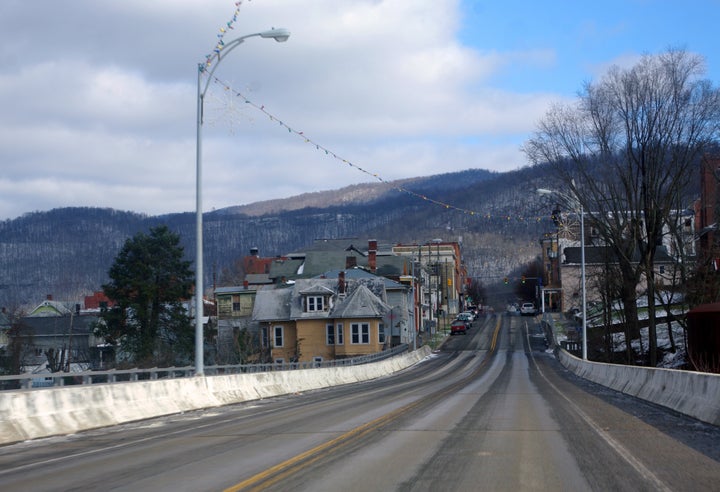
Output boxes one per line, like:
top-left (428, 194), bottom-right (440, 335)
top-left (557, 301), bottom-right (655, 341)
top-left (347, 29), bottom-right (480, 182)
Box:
top-left (289, 279), bottom-right (338, 319)
top-left (330, 284), bottom-right (390, 319)
top-left (298, 284), bottom-right (335, 295)
top-left (28, 300), bottom-right (74, 317)
top-left (252, 276), bottom-right (390, 323)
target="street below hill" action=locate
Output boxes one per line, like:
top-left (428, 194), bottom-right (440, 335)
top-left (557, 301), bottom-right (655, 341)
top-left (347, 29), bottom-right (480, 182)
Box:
top-left (1, 314), bottom-right (718, 491)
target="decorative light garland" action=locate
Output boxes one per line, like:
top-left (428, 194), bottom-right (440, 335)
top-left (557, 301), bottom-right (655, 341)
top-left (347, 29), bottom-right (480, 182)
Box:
top-left (204, 72), bottom-right (550, 224)
top-left (202, 1), bottom-right (246, 72)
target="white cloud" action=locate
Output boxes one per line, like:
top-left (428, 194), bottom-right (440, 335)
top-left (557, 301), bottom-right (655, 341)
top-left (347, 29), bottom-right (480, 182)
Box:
top-left (0, 0), bottom-right (658, 220)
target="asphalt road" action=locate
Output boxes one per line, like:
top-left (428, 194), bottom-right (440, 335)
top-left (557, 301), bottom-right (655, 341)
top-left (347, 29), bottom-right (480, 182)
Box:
top-left (1, 314), bottom-right (719, 491)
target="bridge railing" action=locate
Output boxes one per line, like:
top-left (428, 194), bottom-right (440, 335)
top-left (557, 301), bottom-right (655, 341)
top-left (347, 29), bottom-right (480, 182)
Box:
top-left (0, 344), bottom-right (409, 391)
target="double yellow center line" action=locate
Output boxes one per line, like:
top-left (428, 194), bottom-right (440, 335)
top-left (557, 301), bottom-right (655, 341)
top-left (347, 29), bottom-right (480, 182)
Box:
top-left (225, 315), bottom-right (504, 492)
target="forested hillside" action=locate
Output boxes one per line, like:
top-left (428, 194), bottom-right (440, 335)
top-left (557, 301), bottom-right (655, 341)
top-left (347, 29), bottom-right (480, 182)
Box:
top-left (0, 166), bottom-right (557, 310)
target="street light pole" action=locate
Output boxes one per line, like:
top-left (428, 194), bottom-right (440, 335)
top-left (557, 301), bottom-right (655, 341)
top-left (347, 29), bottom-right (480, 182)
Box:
top-left (537, 188), bottom-right (587, 360)
top-left (195, 28), bottom-right (290, 376)
top-left (579, 201), bottom-right (587, 360)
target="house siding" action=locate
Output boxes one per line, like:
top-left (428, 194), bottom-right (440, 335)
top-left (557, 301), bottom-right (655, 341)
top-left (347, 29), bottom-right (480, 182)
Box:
top-left (216, 291), bottom-right (255, 318)
top-left (255, 277), bottom-right (391, 363)
top-left (269, 323), bottom-right (297, 363)
top-left (336, 318), bottom-right (382, 358)
top-left (296, 319), bottom-right (335, 361)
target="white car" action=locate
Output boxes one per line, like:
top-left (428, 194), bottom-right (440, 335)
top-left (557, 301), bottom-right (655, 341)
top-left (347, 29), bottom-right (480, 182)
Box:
top-left (520, 303), bottom-right (536, 316)
top-left (459, 311), bottom-right (475, 321)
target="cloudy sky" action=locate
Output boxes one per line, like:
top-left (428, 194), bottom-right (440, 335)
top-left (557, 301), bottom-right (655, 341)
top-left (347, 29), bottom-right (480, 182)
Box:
top-left (0, 1), bottom-right (718, 221)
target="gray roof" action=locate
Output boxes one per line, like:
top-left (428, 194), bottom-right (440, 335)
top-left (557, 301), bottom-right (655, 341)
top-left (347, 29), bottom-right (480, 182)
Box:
top-left (331, 284), bottom-right (390, 319)
top-left (245, 273), bottom-right (272, 284)
top-left (301, 250), bottom-right (365, 277)
top-left (373, 255), bottom-right (410, 277)
top-left (298, 284), bottom-right (335, 295)
top-left (275, 238), bottom-right (403, 280)
top-left (319, 268), bottom-right (407, 291)
top-left (215, 286), bottom-right (250, 295)
top-left (252, 276), bottom-right (390, 323)
top-left (253, 285), bottom-right (295, 322)
top-left (288, 279), bottom-right (337, 319)
top-left (268, 258), bottom-right (303, 280)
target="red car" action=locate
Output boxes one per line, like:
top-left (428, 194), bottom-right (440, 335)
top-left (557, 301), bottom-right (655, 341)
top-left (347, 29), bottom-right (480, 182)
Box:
top-left (450, 319), bottom-right (467, 335)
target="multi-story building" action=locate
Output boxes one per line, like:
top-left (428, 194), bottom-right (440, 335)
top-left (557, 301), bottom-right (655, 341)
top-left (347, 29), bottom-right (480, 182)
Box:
top-left (393, 240), bottom-right (466, 326)
top-left (252, 272), bottom-right (392, 363)
top-left (539, 203), bottom-right (695, 314)
top-left (214, 238), bottom-right (466, 361)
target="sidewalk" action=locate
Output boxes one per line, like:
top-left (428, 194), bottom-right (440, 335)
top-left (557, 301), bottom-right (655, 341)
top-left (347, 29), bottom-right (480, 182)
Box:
top-left (540, 311), bottom-right (578, 350)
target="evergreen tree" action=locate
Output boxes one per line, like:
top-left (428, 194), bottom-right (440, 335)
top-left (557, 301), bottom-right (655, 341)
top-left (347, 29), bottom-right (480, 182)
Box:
top-left (98, 225), bottom-right (194, 367)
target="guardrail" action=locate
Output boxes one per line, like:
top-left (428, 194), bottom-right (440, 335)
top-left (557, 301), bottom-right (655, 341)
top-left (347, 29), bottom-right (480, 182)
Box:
top-left (541, 312), bottom-right (720, 426)
top-left (0, 344), bottom-right (409, 390)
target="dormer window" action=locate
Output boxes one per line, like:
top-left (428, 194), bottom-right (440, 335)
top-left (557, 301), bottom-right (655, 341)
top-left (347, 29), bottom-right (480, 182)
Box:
top-left (301, 285), bottom-right (334, 313)
top-left (307, 295), bottom-right (325, 312)
top-left (304, 294), bottom-right (332, 313)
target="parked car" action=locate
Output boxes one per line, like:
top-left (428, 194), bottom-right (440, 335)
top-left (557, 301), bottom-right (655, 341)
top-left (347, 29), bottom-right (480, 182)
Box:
top-left (450, 319), bottom-right (468, 335)
top-left (520, 302), bottom-right (536, 316)
top-left (457, 312), bottom-right (474, 325)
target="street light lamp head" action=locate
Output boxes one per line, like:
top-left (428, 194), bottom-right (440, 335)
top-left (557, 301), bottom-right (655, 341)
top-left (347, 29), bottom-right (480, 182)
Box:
top-left (194, 26), bottom-right (289, 376)
top-left (536, 185), bottom-right (587, 361)
top-left (260, 28), bottom-right (290, 42)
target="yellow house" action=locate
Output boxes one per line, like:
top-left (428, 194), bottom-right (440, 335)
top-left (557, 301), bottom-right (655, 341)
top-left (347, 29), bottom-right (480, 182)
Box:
top-left (252, 275), bottom-right (391, 363)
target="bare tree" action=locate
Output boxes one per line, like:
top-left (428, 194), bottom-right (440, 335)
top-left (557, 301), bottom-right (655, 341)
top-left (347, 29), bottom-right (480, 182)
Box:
top-left (524, 48), bottom-right (720, 366)
top-left (0, 319), bottom-right (34, 376)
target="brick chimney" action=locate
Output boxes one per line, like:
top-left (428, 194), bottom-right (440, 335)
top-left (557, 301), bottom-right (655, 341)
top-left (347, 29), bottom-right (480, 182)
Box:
top-left (338, 271), bottom-right (346, 295)
top-left (368, 239), bottom-right (377, 273)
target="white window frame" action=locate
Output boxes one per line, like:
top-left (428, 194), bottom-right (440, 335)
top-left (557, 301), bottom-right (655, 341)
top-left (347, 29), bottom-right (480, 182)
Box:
top-left (336, 323), bottom-right (344, 345)
top-left (326, 323), bottom-right (335, 345)
top-left (273, 325), bottom-right (284, 348)
top-left (351, 322), bottom-right (370, 344)
top-left (379, 322), bottom-right (385, 344)
top-left (306, 295), bottom-right (325, 312)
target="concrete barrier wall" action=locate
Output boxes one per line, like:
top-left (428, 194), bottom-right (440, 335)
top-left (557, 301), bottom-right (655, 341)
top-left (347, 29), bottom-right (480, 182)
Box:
top-left (0, 346), bottom-right (431, 445)
top-left (557, 348), bottom-right (720, 426)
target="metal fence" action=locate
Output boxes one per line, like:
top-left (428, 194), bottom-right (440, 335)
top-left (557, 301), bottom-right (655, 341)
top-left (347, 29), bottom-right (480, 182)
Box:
top-left (0, 344), bottom-right (410, 391)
